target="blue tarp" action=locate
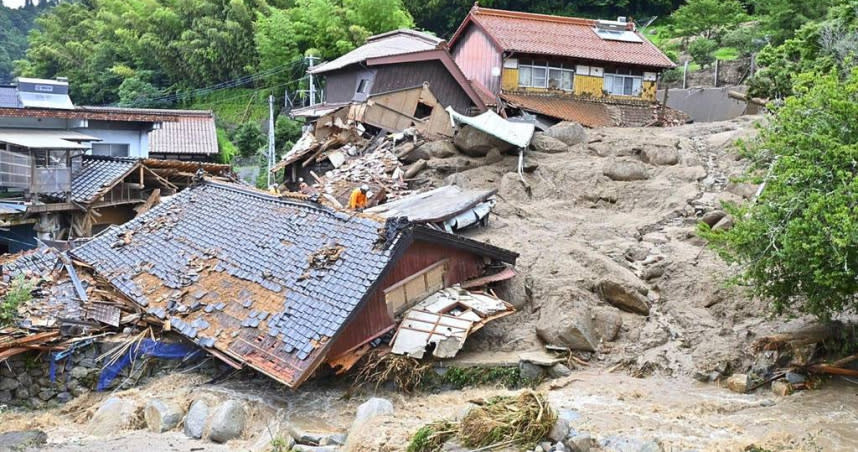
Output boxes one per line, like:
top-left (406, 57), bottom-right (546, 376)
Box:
top-left (96, 339), bottom-right (200, 391)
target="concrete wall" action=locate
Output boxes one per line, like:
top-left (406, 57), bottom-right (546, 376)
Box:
top-left (657, 86), bottom-right (753, 123)
top-left (0, 117), bottom-right (152, 157)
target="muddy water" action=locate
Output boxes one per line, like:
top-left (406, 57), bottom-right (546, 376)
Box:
top-left (2, 370), bottom-right (857, 451)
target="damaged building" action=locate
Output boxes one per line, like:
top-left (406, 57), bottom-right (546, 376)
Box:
top-left (68, 181), bottom-right (517, 388)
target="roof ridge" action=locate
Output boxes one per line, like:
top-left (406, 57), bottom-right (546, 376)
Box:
top-left (473, 7), bottom-right (597, 27)
top-left (366, 28), bottom-right (443, 45)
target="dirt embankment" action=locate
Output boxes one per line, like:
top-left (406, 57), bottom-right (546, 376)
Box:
top-left (437, 116), bottom-right (793, 378)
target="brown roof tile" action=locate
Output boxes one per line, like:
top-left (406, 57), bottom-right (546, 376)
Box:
top-left (500, 93), bottom-right (613, 127)
top-left (149, 115), bottom-right (218, 155)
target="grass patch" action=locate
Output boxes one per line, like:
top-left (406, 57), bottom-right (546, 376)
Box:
top-left (1, 276), bottom-right (33, 327)
top-left (185, 88), bottom-right (270, 127)
top-left (714, 47), bottom-right (741, 61)
top-left (441, 366), bottom-right (529, 389)
top-left (407, 420), bottom-right (457, 452)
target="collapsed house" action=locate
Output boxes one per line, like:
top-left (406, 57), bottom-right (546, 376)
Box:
top-left (61, 180), bottom-right (517, 388)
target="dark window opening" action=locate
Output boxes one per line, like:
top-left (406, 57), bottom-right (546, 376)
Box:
top-left (356, 79), bottom-right (369, 94)
top-left (414, 102), bottom-right (433, 120)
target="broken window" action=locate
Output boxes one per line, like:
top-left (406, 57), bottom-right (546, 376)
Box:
top-left (414, 101), bottom-right (433, 120)
top-left (383, 260), bottom-right (448, 317)
top-left (356, 78), bottom-right (369, 94)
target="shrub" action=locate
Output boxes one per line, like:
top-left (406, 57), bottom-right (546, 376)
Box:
top-left (688, 38), bottom-right (718, 67)
top-left (232, 122), bottom-right (266, 158)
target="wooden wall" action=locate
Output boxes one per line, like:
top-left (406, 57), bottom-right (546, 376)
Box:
top-left (451, 25), bottom-right (503, 94)
top-left (371, 60), bottom-right (474, 113)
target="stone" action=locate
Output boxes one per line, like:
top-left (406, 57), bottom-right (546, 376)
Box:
top-left (352, 397), bottom-right (394, 428)
top-left (0, 390), bottom-right (11, 403)
top-left (785, 371), bottom-right (807, 385)
top-left (603, 160), bottom-right (648, 181)
top-left (485, 148), bottom-right (503, 164)
top-left (596, 280), bottom-right (650, 315)
top-left (534, 446), bottom-right (545, 452)
top-left (640, 147), bottom-right (679, 166)
top-left (319, 433), bottom-right (347, 446)
top-left (208, 400), bottom-right (246, 443)
top-left (0, 430), bottom-right (47, 451)
top-left (548, 363), bottom-right (572, 379)
top-left (418, 140), bottom-right (458, 159)
top-left (519, 361), bottom-right (544, 381)
top-left (14, 388), bottom-right (29, 400)
top-left (592, 307), bottom-right (623, 342)
top-left (56, 392), bottom-right (72, 403)
top-left (37, 389), bottom-right (55, 401)
top-left (540, 441), bottom-right (553, 452)
top-left (28, 397), bottom-right (46, 410)
top-left (548, 417), bottom-right (571, 442)
top-left (397, 143), bottom-right (430, 164)
top-left (771, 380), bottom-right (793, 397)
top-left (555, 442), bottom-right (568, 452)
top-left (711, 216), bottom-right (734, 231)
top-left (16, 373), bottom-right (31, 387)
top-left (726, 181), bottom-right (758, 199)
top-left (427, 156), bottom-right (476, 174)
top-left (530, 133), bottom-right (569, 153)
top-left (700, 210), bottom-right (726, 227)
top-left (292, 446), bottom-right (339, 452)
top-left (70, 366), bottom-right (90, 380)
top-left (88, 397), bottom-right (136, 436)
top-left (453, 125), bottom-right (514, 157)
top-left (566, 432), bottom-right (591, 452)
top-left (536, 305), bottom-right (597, 352)
top-left (725, 373), bottom-right (749, 393)
top-left (544, 121), bottom-right (587, 146)
top-left (641, 262), bottom-right (667, 281)
top-left (286, 422), bottom-right (324, 445)
top-left (0, 377), bottom-right (18, 391)
top-left (145, 398), bottom-right (184, 433)
top-left (184, 400), bottom-right (209, 439)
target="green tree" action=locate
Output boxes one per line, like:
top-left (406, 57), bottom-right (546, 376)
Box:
top-left (670, 0), bottom-right (747, 40)
top-left (216, 127), bottom-right (237, 164)
top-left (688, 37), bottom-right (718, 66)
top-left (233, 122), bottom-right (266, 157)
top-left (702, 69), bottom-right (858, 319)
top-left (274, 116), bottom-right (303, 152)
top-left (752, 0), bottom-right (841, 45)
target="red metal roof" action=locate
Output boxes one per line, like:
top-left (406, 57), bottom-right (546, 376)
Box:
top-left (500, 93), bottom-right (613, 127)
top-left (450, 7), bottom-right (676, 69)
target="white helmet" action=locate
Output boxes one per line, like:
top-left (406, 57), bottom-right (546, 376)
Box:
top-left (360, 184), bottom-right (369, 192)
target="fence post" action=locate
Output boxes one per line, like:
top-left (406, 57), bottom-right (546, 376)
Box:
top-left (714, 59), bottom-right (719, 87)
top-left (683, 60), bottom-right (689, 89)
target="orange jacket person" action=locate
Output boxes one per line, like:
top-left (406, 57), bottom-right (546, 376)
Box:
top-left (348, 184), bottom-right (369, 210)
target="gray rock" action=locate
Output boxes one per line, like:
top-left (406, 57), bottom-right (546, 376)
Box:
top-left (536, 305), bottom-right (597, 352)
top-left (28, 397), bottom-right (46, 410)
top-left (37, 389), bottom-right (55, 401)
top-left (640, 147), bottom-right (679, 166)
top-left (592, 306), bottom-right (623, 342)
top-left (453, 125), bottom-right (514, 157)
top-left (544, 121), bottom-right (587, 146)
top-left (534, 446), bottom-right (545, 452)
top-left (600, 436), bottom-right (660, 452)
top-left (418, 140), bottom-right (458, 159)
top-left (548, 417), bottom-right (571, 442)
top-left (0, 430), bottom-right (47, 451)
top-left (726, 181), bottom-right (757, 199)
top-left (292, 446), bottom-right (339, 452)
top-left (603, 160), bottom-right (648, 181)
top-left (15, 373), bottom-right (31, 387)
top-left (208, 400), bottom-right (246, 443)
top-left (88, 397), bottom-right (135, 436)
top-left (540, 441), bottom-right (553, 452)
top-left (712, 216), bottom-right (734, 231)
top-left (56, 392), bottom-right (72, 403)
top-left (427, 156), bottom-right (476, 174)
top-left (566, 431), bottom-right (591, 452)
top-left (785, 371), bottom-right (807, 385)
top-left (145, 398), bottom-right (184, 433)
top-left (14, 388), bottom-right (29, 400)
top-left (485, 148), bottom-right (503, 164)
top-left (352, 397), bottom-right (394, 428)
top-left (70, 366), bottom-right (90, 380)
top-left (184, 400), bottom-right (209, 439)
top-left (319, 433), bottom-right (347, 446)
top-left (0, 390), bottom-right (11, 403)
top-left (548, 363), bottom-right (572, 379)
top-left (0, 377), bottom-right (18, 391)
top-left (286, 422), bottom-right (324, 445)
top-left (531, 133), bottom-right (568, 153)
top-left (700, 210), bottom-right (726, 227)
top-left (397, 143), bottom-right (430, 164)
top-left (519, 361), bottom-right (544, 381)
top-left (554, 442), bottom-right (568, 452)
top-left (596, 280), bottom-right (650, 315)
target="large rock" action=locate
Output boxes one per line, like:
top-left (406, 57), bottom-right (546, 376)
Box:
top-left (427, 156), bottom-right (477, 174)
top-left (418, 140), bottom-right (458, 159)
top-left (352, 397), bottom-right (394, 428)
top-left (530, 133), bottom-right (568, 153)
top-left (592, 306), bottom-right (623, 342)
top-left (145, 399), bottom-right (184, 433)
top-left (640, 147), bottom-right (679, 166)
top-left (397, 142), bottom-right (430, 164)
top-left (87, 397), bottom-right (136, 436)
top-left (725, 374), bottom-right (749, 393)
top-left (183, 399), bottom-right (209, 439)
top-left (536, 304), bottom-right (597, 352)
top-left (548, 417), bottom-right (571, 442)
top-left (596, 280), bottom-right (650, 315)
top-left (700, 210), bottom-right (726, 227)
top-left (771, 380), bottom-right (793, 397)
top-left (712, 216), bottom-right (734, 231)
top-left (603, 160), bottom-right (648, 181)
top-left (208, 400), bottom-right (246, 443)
top-left (453, 125), bottom-right (514, 157)
top-left (0, 430), bottom-right (47, 451)
top-left (544, 121), bottom-right (587, 146)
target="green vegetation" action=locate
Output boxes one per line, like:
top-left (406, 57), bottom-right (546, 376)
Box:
top-left (233, 122), bottom-right (266, 158)
top-left (670, 0), bottom-right (746, 40)
top-left (701, 69), bottom-right (858, 319)
top-left (407, 420), bottom-right (457, 452)
top-left (688, 37), bottom-right (718, 67)
top-left (713, 46), bottom-right (741, 61)
top-left (0, 1), bottom-right (55, 82)
top-left (215, 128), bottom-right (237, 164)
top-left (440, 366), bottom-right (530, 389)
top-left (1, 276), bottom-right (33, 327)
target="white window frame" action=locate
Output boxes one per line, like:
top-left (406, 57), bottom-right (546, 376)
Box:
top-left (518, 60), bottom-right (574, 91)
top-left (91, 143), bottom-right (130, 158)
top-left (603, 73), bottom-right (643, 97)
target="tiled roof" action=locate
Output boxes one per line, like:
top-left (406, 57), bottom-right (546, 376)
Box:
top-left (501, 93), bottom-right (613, 127)
top-left (0, 247), bottom-right (60, 278)
top-left (452, 7), bottom-right (676, 69)
top-left (47, 156), bottom-right (139, 204)
top-left (149, 115), bottom-right (218, 155)
top-left (310, 29), bottom-right (443, 74)
top-left (70, 181), bottom-right (405, 387)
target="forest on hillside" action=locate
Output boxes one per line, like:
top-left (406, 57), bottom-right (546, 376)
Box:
top-left (0, 0), bottom-right (56, 83)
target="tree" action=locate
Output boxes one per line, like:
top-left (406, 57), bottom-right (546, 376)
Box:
top-left (687, 37), bottom-right (718, 67)
top-left (702, 69), bottom-right (858, 319)
top-left (752, 0), bottom-right (840, 45)
top-left (274, 116), bottom-right (303, 152)
top-left (232, 122), bottom-right (266, 157)
top-left (670, 0), bottom-right (747, 40)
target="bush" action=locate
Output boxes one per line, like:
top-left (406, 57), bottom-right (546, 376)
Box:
top-left (275, 116), bottom-right (303, 152)
top-left (688, 38), bottom-right (718, 68)
top-left (232, 122), bottom-right (266, 158)
top-left (1, 276), bottom-right (33, 327)
top-left (215, 128), bottom-right (237, 164)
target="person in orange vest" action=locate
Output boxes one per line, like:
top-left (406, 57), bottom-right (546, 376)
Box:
top-left (348, 184), bottom-right (369, 210)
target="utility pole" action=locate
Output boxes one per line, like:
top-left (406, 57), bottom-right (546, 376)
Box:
top-left (306, 55), bottom-right (320, 106)
top-left (267, 95), bottom-right (275, 189)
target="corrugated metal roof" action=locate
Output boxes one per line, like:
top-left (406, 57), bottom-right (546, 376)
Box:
top-left (310, 29), bottom-right (443, 74)
top-left (452, 7), bottom-right (676, 69)
top-left (0, 86), bottom-right (20, 108)
top-left (500, 93), bottom-right (613, 127)
top-left (70, 181), bottom-right (406, 388)
top-left (47, 155), bottom-right (139, 204)
top-left (149, 115), bottom-right (218, 155)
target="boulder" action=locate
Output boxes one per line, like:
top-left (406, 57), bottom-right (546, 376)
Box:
top-left (427, 157), bottom-right (476, 174)
top-left (771, 380), bottom-right (793, 397)
top-left (536, 305), bottom-right (597, 352)
top-left (592, 306), bottom-right (623, 342)
top-left (352, 397), bottom-right (394, 428)
top-left (544, 121), bottom-right (587, 146)
top-left (485, 148), bottom-right (503, 164)
top-left (0, 377), bottom-right (17, 391)
top-left (519, 361), bottom-right (545, 381)
top-left (596, 280), bottom-right (650, 315)
top-left (725, 374), bottom-right (749, 393)
top-left (183, 399), bottom-right (209, 439)
top-left (145, 399), bottom-right (184, 433)
top-left (603, 160), bottom-right (648, 181)
top-left (530, 133), bottom-right (568, 153)
top-left (785, 371), bottom-right (807, 385)
top-left (640, 147), bottom-right (679, 166)
top-left (397, 142), bottom-right (430, 164)
top-left (726, 181), bottom-right (758, 199)
top-left (453, 125), bottom-right (514, 157)
top-left (712, 216), bottom-right (734, 231)
top-left (208, 400), bottom-right (246, 443)
top-left (548, 417), bottom-right (571, 442)
top-left (0, 430), bottom-right (47, 451)
top-left (700, 210), bottom-right (726, 227)
top-left (293, 446), bottom-right (339, 452)
top-left (548, 363), bottom-right (572, 379)
top-left (418, 140), bottom-right (458, 159)
top-left (87, 397), bottom-right (136, 436)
